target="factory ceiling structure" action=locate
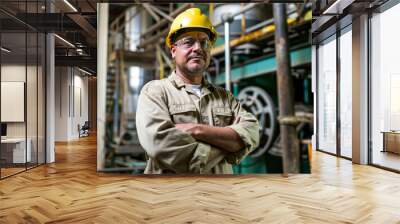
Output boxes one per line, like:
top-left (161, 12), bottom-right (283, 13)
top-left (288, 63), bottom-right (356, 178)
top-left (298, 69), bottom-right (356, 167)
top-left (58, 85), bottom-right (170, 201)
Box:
top-left (0, 0), bottom-right (97, 74)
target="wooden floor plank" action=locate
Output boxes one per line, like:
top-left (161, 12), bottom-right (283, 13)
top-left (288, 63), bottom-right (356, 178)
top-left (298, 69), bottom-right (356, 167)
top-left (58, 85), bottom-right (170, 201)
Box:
top-left (0, 134), bottom-right (400, 223)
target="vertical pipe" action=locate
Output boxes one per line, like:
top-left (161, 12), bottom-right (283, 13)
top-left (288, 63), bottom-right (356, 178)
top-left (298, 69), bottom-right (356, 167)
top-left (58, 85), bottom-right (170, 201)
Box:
top-left (46, 0), bottom-right (56, 164)
top-left (352, 14), bottom-right (368, 165)
top-left (36, 0), bottom-right (39, 167)
top-left (25, 0), bottom-right (28, 170)
top-left (315, 45), bottom-right (319, 151)
top-left (273, 3), bottom-right (299, 174)
top-left (97, 3), bottom-right (109, 170)
top-left (367, 12), bottom-right (372, 165)
top-left (224, 20), bottom-right (231, 91)
top-left (303, 78), bottom-right (309, 104)
top-left (209, 3), bottom-right (214, 19)
top-left (240, 3), bottom-right (246, 36)
top-left (233, 82), bottom-right (239, 97)
top-left (44, 3), bottom-right (47, 165)
top-left (336, 29), bottom-right (341, 157)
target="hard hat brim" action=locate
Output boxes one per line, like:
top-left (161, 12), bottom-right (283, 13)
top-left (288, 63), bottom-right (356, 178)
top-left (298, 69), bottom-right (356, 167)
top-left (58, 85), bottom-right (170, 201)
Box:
top-left (167, 27), bottom-right (217, 48)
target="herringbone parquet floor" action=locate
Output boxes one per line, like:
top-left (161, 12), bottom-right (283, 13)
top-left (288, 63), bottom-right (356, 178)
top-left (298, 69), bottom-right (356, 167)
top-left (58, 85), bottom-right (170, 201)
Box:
top-left (1, 134), bottom-right (400, 223)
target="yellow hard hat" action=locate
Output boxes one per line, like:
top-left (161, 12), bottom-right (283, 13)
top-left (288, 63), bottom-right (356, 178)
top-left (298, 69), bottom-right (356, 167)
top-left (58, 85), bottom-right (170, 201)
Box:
top-left (166, 8), bottom-right (217, 49)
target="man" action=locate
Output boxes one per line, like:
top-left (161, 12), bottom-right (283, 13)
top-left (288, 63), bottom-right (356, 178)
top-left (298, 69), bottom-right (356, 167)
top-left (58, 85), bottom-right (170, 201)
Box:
top-left (136, 8), bottom-right (259, 174)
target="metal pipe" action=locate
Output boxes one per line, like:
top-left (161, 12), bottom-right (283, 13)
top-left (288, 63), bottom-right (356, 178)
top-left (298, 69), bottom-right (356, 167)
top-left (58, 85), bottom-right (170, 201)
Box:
top-left (159, 45), bottom-right (173, 69)
top-left (139, 29), bottom-right (168, 49)
top-left (110, 6), bottom-right (137, 32)
top-left (140, 4), bottom-right (193, 39)
top-left (117, 6), bottom-right (141, 34)
top-left (142, 3), bottom-right (160, 22)
top-left (224, 17), bottom-right (232, 91)
top-left (211, 8), bottom-right (301, 56)
top-left (211, 57), bottom-right (220, 79)
top-left (245, 8), bottom-right (297, 33)
top-left (213, 3), bottom-right (259, 28)
top-left (211, 16), bottom-right (298, 56)
top-left (148, 4), bottom-right (174, 22)
top-left (246, 17), bottom-right (274, 33)
top-left (241, 3), bottom-right (246, 35)
top-left (273, 3), bottom-right (299, 174)
top-left (156, 45), bottom-right (164, 79)
top-left (209, 3), bottom-right (214, 20)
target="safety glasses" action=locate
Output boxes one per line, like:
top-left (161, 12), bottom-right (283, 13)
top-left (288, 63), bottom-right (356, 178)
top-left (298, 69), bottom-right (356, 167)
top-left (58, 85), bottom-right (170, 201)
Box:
top-left (174, 37), bottom-right (212, 51)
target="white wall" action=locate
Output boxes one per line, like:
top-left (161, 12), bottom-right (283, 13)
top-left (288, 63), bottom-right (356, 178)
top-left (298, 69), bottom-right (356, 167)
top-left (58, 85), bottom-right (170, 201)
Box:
top-left (1, 65), bottom-right (34, 138)
top-left (1, 66), bottom-right (26, 136)
top-left (55, 67), bottom-right (68, 141)
top-left (72, 72), bottom-right (89, 138)
top-left (55, 67), bottom-right (89, 141)
top-left (1, 64), bottom-right (46, 164)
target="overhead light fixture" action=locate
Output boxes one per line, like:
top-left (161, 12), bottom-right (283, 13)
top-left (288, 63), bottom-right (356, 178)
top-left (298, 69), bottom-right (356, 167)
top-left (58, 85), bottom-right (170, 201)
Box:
top-left (78, 67), bottom-right (93, 76)
top-left (1, 47), bottom-right (11, 53)
top-left (54, 34), bottom-right (75, 48)
top-left (63, 0), bottom-right (78, 12)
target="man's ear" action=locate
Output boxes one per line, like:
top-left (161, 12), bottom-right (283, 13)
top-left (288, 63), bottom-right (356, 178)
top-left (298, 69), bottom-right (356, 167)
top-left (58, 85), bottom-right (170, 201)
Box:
top-left (170, 46), bottom-right (176, 59)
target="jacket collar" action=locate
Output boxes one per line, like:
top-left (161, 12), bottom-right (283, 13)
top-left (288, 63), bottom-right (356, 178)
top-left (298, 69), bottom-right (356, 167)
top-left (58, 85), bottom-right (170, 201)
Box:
top-left (168, 71), bottom-right (214, 94)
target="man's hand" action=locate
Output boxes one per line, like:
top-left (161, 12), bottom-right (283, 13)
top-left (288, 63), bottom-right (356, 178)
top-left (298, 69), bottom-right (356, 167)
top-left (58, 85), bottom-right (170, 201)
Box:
top-left (175, 123), bottom-right (245, 153)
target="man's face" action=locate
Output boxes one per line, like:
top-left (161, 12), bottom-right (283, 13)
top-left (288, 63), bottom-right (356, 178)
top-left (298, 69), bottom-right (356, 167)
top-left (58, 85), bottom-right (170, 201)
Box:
top-left (170, 31), bottom-right (211, 77)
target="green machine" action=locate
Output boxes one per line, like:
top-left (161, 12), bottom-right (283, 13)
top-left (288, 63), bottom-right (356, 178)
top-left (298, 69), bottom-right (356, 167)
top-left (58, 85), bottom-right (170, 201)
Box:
top-left (190, 4), bottom-right (312, 173)
top-left (200, 3), bottom-right (313, 174)
top-left (214, 49), bottom-right (312, 174)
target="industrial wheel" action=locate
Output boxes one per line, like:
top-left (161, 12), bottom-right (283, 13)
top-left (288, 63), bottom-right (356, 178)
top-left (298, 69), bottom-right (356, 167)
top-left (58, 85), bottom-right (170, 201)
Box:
top-left (238, 86), bottom-right (277, 158)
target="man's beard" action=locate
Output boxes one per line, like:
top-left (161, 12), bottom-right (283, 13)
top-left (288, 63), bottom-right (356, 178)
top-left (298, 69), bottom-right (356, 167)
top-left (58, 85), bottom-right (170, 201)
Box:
top-left (182, 64), bottom-right (205, 76)
top-left (177, 59), bottom-right (208, 77)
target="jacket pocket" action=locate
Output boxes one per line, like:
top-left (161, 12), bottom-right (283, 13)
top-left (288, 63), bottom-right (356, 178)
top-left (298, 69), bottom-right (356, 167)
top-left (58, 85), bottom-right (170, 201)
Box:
top-left (169, 104), bottom-right (197, 124)
top-left (212, 107), bottom-right (233, 127)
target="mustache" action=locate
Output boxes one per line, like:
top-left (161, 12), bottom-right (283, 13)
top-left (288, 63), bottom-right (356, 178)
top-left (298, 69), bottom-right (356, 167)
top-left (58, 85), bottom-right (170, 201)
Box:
top-left (188, 54), bottom-right (205, 60)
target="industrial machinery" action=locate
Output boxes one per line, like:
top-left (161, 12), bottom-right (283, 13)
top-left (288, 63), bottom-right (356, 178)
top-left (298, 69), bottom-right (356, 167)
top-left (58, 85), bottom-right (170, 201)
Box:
top-left (103, 3), bottom-right (313, 174)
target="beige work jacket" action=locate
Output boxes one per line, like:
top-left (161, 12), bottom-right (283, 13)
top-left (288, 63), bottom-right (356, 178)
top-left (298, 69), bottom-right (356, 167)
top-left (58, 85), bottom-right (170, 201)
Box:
top-left (136, 71), bottom-right (259, 174)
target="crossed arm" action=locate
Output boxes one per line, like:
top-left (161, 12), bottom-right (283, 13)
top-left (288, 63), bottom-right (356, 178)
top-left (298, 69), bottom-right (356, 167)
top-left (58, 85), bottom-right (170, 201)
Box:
top-left (175, 123), bottom-right (245, 153)
top-left (136, 82), bottom-right (259, 173)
